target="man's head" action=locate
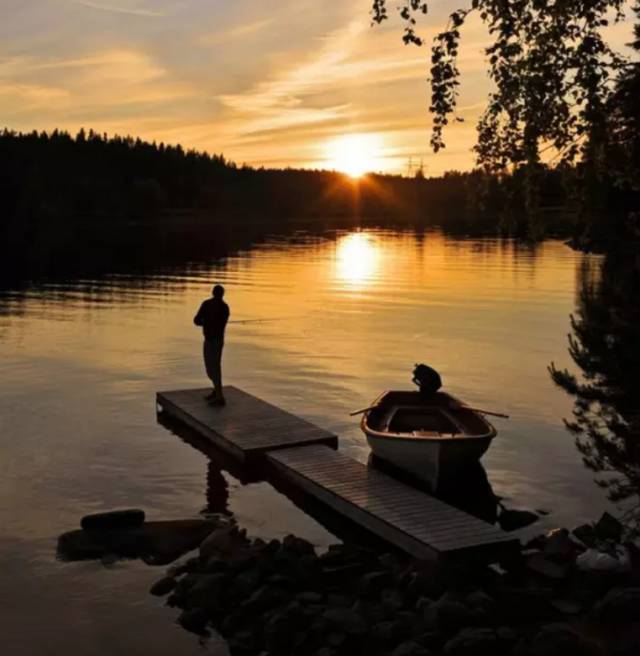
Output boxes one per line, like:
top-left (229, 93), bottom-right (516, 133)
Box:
top-left (212, 284), bottom-right (225, 299)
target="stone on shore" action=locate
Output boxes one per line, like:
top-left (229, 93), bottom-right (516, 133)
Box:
top-left (150, 576), bottom-right (177, 596)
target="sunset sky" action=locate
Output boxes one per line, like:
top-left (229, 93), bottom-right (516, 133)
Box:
top-left (2, 0), bottom-right (636, 175)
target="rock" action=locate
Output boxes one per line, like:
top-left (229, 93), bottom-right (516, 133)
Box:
top-left (203, 557), bottom-right (230, 574)
top-left (498, 508), bottom-right (539, 531)
top-left (528, 623), bottom-right (603, 656)
top-left (282, 534), bottom-right (316, 557)
top-left (265, 606), bottom-right (301, 653)
top-left (150, 576), bottom-right (177, 596)
top-left (326, 632), bottom-right (346, 647)
top-left (370, 621), bottom-right (395, 645)
top-left (226, 630), bottom-right (259, 656)
top-left (178, 607), bottom-right (209, 635)
top-left (81, 509), bottom-right (145, 532)
top-left (422, 597), bottom-right (474, 634)
top-left (322, 608), bottom-right (368, 636)
top-left (594, 512), bottom-right (623, 542)
top-left (199, 526), bottom-right (236, 559)
top-left (358, 570), bottom-right (392, 598)
top-left (464, 590), bottom-right (495, 618)
top-left (391, 640), bottom-right (431, 656)
top-left (232, 567), bottom-right (264, 598)
top-left (549, 598), bottom-right (583, 615)
top-left (543, 529), bottom-right (578, 562)
top-left (59, 520), bottom-right (217, 564)
top-left (297, 591), bottom-right (324, 604)
top-left (572, 524), bottom-right (597, 547)
top-left (242, 584), bottom-right (288, 612)
top-left (592, 587), bottom-right (640, 623)
top-left (444, 628), bottom-right (501, 656)
top-left (526, 553), bottom-right (569, 581)
top-left (185, 573), bottom-right (227, 611)
top-left (167, 557), bottom-right (198, 577)
top-left (496, 587), bottom-right (553, 623)
top-left (496, 626), bottom-right (517, 644)
top-left (404, 569), bottom-right (445, 602)
top-left (326, 593), bottom-right (352, 608)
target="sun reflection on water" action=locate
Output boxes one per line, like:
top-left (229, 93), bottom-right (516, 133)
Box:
top-left (335, 232), bottom-right (380, 288)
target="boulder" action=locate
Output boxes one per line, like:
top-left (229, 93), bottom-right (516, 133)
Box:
top-left (81, 509), bottom-right (145, 532)
top-left (594, 512), bottom-right (623, 542)
top-left (297, 591), bottom-right (324, 604)
top-left (422, 597), bottom-right (475, 634)
top-left (242, 584), bottom-right (289, 613)
top-left (391, 640), bottom-right (431, 656)
top-left (528, 623), bottom-right (603, 656)
top-left (573, 524), bottom-right (597, 548)
top-left (464, 590), bottom-right (495, 619)
top-left (200, 526), bottom-right (237, 560)
top-left (150, 576), bottom-right (177, 596)
top-left (543, 529), bottom-right (578, 562)
top-left (185, 573), bottom-right (227, 611)
top-left (526, 553), bottom-right (569, 581)
top-left (358, 570), bottom-right (392, 598)
top-left (498, 509), bottom-right (539, 532)
top-left (322, 608), bottom-right (368, 636)
top-left (592, 587), bottom-right (640, 623)
top-left (282, 534), bottom-right (316, 557)
top-left (177, 607), bottom-right (209, 635)
top-left (444, 628), bottom-right (501, 656)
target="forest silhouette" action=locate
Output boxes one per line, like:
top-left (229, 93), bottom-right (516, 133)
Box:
top-left (1, 127), bottom-right (633, 283)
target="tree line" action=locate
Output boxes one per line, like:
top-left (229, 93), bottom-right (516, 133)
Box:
top-left (0, 125), bottom-right (635, 281)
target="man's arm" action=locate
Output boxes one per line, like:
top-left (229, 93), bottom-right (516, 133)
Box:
top-left (194, 301), bottom-right (205, 326)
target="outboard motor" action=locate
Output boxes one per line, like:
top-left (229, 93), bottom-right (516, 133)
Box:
top-left (412, 363), bottom-right (442, 395)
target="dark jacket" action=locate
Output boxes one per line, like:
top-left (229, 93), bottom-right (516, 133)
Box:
top-left (194, 298), bottom-right (230, 341)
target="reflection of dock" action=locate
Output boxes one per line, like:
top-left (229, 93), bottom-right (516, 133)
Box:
top-left (156, 386), bottom-right (517, 562)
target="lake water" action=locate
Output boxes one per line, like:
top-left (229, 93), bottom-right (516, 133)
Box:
top-left (0, 228), bottom-right (611, 655)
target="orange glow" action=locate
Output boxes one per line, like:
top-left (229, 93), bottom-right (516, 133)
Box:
top-left (335, 232), bottom-right (380, 287)
top-left (324, 134), bottom-right (383, 178)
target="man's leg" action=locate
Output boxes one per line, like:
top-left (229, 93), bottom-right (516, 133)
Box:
top-left (211, 339), bottom-right (224, 402)
top-left (203, 340), bottom-right (217, 398)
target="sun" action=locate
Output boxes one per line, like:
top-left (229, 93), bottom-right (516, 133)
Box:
top-left (325, 134), bottom-right (382, 178)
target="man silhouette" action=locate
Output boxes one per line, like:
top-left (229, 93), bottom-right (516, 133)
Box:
top-left (194, 284), bottom-right (230, 405)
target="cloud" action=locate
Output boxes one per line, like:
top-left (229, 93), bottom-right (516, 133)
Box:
top-left (197, 19), bottom-right (275, 47)
top-left (72, 1), bottom-right (165, 17)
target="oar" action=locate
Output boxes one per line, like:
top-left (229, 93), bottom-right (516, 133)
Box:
top-left (456, 405), bottom-right (510, 419)
top-left (349, 404), bottom-right (379, 416)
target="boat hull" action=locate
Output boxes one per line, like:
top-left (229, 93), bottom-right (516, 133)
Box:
top-left (365, 431), bottom-right (492, 490)
top-left (361, 390), bottom-right (496, 490)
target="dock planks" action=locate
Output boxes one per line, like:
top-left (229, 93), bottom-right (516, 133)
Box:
top-left (268, 444), bottom-right (519, 561)
top-left (157, 385), bottom-right (518, 562)
top-left (156, 386), bottom-right (338, 462)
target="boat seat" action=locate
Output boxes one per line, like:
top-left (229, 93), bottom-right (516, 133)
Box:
top-left (411, 430), bottom-right (440, 437)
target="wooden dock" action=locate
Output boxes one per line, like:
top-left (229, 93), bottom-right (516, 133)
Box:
top-left (157, 385), bottom-right (518, 562)
top-left (268, 445), bottom-right (516, 561)
top-left (156, 386), bottom-right (337, 462)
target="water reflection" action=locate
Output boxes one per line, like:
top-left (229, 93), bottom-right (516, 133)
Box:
top-left (550, 252), bottom-right (640, 532)
top-left (0, 228), bottom-right (614, 655)
top-left (334, 232), bottom-right (380, 288)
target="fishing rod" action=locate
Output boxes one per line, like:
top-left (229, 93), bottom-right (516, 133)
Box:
top-left (228, 317), bottom-right (296, 325)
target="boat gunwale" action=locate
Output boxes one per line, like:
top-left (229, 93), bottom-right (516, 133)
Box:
top-left (360, 390), bottom-right (497, 443)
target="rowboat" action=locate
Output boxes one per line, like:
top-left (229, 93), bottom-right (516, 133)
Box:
top-left (361, 390), bottom-right (497, 490)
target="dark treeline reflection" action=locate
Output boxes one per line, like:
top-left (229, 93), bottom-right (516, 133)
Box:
top-left (550, 251), bottom-right (640, 533)
top-left (1, 128), bottom-right (593, 283)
